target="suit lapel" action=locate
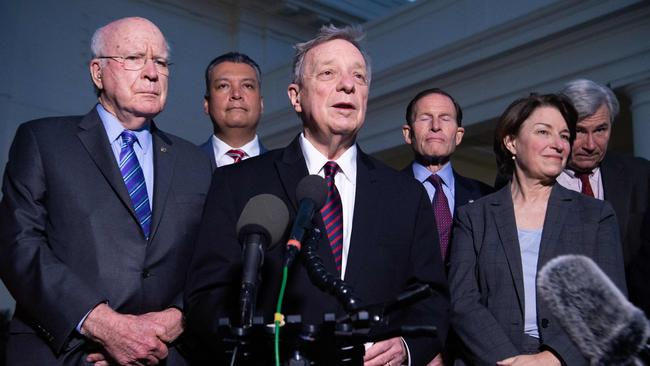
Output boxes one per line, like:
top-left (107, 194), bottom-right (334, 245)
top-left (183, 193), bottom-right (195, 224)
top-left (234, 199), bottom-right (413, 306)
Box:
top-left (274, 137), bottom-right (338, 272)
top-left (76, 108), bottom-right (136, 220)
top-left (490, 186), bottom-right (525, 312)
top-left (344, 150), bottom-right (379, 285)
top-left (537, 185), bottom-right (571, 266)
top-left (275, 137), bottom-right (308, 211)
top-left (149, 124), bottom-right (176, 241)
top-left (453, 170), bottom-right (472, 211)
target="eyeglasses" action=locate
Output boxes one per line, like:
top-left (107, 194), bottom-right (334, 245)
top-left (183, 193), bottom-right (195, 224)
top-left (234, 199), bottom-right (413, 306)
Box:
top-left (97, 55), bottom-right (172, 76)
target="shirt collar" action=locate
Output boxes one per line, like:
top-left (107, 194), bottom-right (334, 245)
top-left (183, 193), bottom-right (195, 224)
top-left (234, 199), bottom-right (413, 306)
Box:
top-left (212, 134), bottom-right (260, 159)
top-left (563, 166), bottom-right (600, 178)
top-left (299, 133), bottom-right (357, 185)
top-left (412, 160), bottom-right (455, 188)
top-left (96, 104), bottom-right (151, 151)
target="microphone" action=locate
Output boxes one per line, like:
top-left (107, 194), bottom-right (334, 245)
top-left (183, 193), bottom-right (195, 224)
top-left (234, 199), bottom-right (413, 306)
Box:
top-left (284, 175), bottom-right (328, 267)
top-left (538, 255), bottom-right (650, 365)
top-left (236, 193), bottom-right (290, 327)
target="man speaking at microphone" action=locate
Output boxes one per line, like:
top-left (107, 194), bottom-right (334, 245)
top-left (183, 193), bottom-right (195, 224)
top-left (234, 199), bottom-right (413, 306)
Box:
top-left (184, 25), bottom-right (450, 365)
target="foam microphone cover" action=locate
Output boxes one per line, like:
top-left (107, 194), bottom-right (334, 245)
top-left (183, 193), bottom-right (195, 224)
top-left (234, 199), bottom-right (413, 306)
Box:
top-left (538, 255), bottom-right (650, 365)
top-left (236, 193), bottom-right (290, 247)
top-left (296, 174), bottom-right (328, 209)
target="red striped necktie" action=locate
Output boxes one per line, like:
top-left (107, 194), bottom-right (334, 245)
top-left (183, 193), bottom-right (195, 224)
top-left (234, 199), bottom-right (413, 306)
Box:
top-left (320, 161), bottom-right (344, 273)
top-left (226, 149), bottom-right (246, 164)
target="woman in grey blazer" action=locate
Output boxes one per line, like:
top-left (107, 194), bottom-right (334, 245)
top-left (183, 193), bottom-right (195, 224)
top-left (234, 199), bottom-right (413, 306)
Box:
top-left (447, 94), bottom-right (626, 366)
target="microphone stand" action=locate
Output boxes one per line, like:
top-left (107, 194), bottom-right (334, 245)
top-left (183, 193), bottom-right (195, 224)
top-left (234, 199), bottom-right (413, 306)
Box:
top-left (218, 227), bottom-right (438, 365)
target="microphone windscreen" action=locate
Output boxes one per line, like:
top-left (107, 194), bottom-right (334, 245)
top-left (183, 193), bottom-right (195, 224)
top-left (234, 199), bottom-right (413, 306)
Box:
top-left (538, 255), bottom-right (649, 365)
top-left (236, 193), bottom-right (290, 246)
top-left (296, 175), bottom-right (328, 209)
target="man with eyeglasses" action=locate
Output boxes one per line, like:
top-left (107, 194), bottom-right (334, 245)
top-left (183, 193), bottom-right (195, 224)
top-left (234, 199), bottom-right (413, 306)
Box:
top-left (0, 17), bottom-right (211, 365)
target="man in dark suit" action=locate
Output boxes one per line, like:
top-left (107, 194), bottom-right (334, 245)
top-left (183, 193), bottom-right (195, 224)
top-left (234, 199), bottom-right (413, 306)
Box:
top-left (185, 25), bottom-right (450, 366)
top-left (401, 89), bottom-right (493, 366)
top-left (0, 17), bottom-right (212, 365)
top-left (401, 88), bottom-right (493, 262)
top-left (557, 79), bottom-right (650, 315)
top-left (199, 52), bottom-right (267, 169)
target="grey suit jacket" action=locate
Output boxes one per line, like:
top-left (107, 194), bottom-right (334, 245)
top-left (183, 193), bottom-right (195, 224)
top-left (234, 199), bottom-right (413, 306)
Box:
top-left (0, 108), bottom-right (212, 365)
top-left (448, 183), bottom-right (626, 366)
top-left (199, 136), bottom-right (267, 171)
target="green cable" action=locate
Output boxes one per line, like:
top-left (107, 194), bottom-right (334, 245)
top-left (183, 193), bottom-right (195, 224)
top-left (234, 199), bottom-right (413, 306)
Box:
top-left (274, 266), bottom-right (289, 366)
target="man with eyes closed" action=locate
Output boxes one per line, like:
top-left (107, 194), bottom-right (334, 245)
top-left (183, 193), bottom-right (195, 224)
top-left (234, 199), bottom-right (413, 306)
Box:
top-left (184, 25), bottom-right (449, 366)
top-left (199, 52), bottom-right (267, 169)
top-left (401, 89), bottom-right (493, 366)
top-left (0, 17), bottom-right (211, 365)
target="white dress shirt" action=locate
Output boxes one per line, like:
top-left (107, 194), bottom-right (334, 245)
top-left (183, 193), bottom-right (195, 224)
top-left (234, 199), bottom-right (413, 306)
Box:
top-left (211, 134), bottom-right (261, 167)
top-left (299, 133), bottom-right (357, 279)
top-left (556, 167), bottom-right (604, 200)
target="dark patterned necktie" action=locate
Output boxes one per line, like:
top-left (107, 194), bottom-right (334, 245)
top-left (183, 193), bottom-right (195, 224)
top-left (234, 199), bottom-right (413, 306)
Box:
top-left (427, 174), bottom-right (452, 261)
top-left (119, 131), bottom-right (152, 239)
top-left (226, 149), bottom-right (246, 164)
top-left (576, 171), bottom-right (594, 197)
top-left (320, 161), bottom-right (344, 273)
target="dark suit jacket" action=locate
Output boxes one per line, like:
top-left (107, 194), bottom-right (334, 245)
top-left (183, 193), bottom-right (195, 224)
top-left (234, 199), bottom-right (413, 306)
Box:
top-left (0, 108), bottom-right (212, 365)
top-left (600, 152), bottom-right (650, 315)
top-left (199, 136), bottom-right (267, 171)
top-left (448, 183), bottom-right (626, 366)
top-left (185, 136), bottom-right (450, 365)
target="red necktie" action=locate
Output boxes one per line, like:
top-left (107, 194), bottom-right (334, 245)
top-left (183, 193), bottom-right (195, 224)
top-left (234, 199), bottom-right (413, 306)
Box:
top-left (225, 149), bottom-right (246, 164)
top-left (320, 162), bottom-right (344, 273)
top-left (427, 174), bottom-right (452, 261)
top-left (576, 171), bottom-right (594, 197)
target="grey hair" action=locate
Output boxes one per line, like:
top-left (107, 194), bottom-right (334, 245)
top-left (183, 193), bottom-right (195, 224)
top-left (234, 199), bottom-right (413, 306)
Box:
top-left (560, 79), bottom-right (619, 123)
top-left (291, 24), bottom-right (371, 85)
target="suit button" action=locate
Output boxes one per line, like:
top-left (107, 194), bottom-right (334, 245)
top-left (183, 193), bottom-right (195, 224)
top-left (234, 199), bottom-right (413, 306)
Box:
top-left (541, 318), bottom-right (549, 328)
top-left (142, 269), bottom-right (151, 279)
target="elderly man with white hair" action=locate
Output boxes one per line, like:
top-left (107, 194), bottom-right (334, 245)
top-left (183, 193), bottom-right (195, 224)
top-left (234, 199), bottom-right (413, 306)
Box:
top-left (0, 17), bottom-right (211, 365)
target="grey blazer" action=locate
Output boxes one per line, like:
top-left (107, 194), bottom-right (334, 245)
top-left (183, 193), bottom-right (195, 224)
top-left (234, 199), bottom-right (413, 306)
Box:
top-left (0, 108), bottom-right (212, 365)
top-left (448, 183), bottom-right (626, 366)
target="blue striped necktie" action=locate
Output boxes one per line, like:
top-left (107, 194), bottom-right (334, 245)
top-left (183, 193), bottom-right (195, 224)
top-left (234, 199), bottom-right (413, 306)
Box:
top-left (119, 130), bottom-right (152, 239)
top-left (320, 161), bottom-right (344, 273)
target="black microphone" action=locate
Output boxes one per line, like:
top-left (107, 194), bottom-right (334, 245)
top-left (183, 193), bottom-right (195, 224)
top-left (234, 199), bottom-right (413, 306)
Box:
top-left (236, 193), bottom-right (289, 327)
top-left (284, 175), bottom-right (328, 267)
top-left (538, 255), bottom-right (650, 365)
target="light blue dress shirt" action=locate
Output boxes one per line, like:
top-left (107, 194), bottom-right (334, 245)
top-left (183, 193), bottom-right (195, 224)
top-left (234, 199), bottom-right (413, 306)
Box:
top-left (411, 161), bottom-right (455, 215)
top-left (97, 104), bottom-right (154, 209)
top-left (518, 227), bottom-right (542, 339)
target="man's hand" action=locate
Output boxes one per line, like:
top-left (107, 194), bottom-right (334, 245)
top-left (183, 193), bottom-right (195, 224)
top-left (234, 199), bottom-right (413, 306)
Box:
top-left (497, 351), bottom-right (561, 366)
top-left (363, 337), bottom-right (407, 366)
top-left (137, 307), bottom-right (183, 343)
top-left (80, 304), bottom-right (169, 365)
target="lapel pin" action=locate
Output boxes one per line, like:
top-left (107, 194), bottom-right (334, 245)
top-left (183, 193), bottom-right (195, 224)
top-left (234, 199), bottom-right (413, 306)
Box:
top-left (160, 147), bottom-right (167, 153)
